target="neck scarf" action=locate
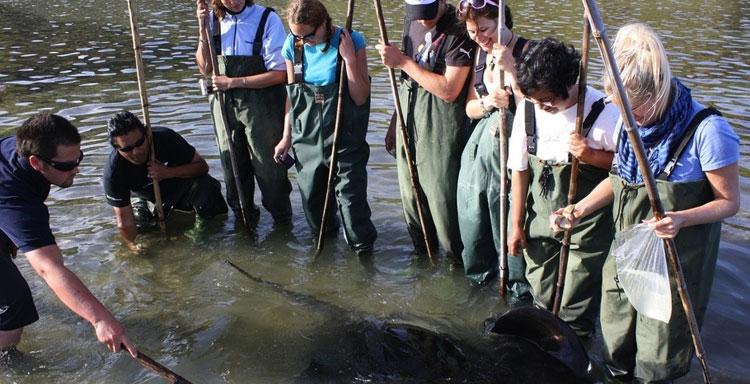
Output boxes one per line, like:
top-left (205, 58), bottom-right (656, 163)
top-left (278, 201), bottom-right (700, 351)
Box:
top-left (616, 78), bottom-right (694, 184)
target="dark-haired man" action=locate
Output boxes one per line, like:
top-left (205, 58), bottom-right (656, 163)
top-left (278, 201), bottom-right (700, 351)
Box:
top-left (507, 37), bottom-right (619, 337)
top-left (103, 111), bottom-right (227, 245)
top-left (375, 0), bottom-right (475, 260)
top-left (0, 113), bottom-right (136, 356)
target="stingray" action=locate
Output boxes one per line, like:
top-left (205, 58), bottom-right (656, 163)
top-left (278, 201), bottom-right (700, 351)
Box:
top-left (227, 261), bottom-right (589, 383)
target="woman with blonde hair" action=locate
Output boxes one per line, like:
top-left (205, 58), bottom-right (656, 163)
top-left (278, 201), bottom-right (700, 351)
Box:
top-left (273, 0), bottom-right (376, 255)
top-left (552, 23), bottom-right (740, 382)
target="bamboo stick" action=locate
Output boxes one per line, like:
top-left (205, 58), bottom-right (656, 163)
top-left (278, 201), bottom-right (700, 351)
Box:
top-left (126, 0), bottom-right (166, 233)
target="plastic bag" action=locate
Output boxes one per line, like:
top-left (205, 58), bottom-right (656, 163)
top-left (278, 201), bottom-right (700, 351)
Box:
top-left (612, 223), bottom-right (672, 323)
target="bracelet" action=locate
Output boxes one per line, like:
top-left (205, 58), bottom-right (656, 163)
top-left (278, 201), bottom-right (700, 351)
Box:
top-left (199, 39), bottom-right (208, 44)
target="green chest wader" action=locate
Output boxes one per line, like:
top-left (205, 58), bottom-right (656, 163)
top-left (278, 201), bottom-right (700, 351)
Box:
top-left (209, 8), bottom-right (291, 223)
top-left (287, 57), bottom-right (376, 253)
top-left (601, 109), bottom-right (723, 382)
top-left (396, 77), bottom-right (467, 259)
top-left (456, 110), bottom-right (531, 301)
top-left (521, 99), bottom-right (613, 334)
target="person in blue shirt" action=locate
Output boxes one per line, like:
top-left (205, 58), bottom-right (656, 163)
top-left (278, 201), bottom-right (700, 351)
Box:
top-left (552, 23), bottom-right (740, 382)
top-left (196, 0), bottom-right (292, 227)
top-left (0, 113), bottom-right (136, 357)
top-left (272, 0), bottom-right (376, 255)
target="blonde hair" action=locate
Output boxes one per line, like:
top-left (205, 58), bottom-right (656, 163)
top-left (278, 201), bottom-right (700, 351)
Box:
top-left (604, 23), bottom-right (672, 124)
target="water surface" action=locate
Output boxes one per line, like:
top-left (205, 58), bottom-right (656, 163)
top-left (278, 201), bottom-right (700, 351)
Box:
top-left (1, 0), bottom-right (748, 382)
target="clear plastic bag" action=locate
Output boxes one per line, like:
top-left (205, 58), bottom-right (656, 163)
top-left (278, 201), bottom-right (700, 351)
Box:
top-left (612, 223), bottom-right (672, 323)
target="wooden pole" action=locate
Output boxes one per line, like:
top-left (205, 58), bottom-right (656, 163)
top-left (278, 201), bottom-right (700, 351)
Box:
top-left (124, 345), bottom-right (193, 384)
top-left (198, 9), bottom-right (253, 231)
top-left (582, 1), bottom-right (711, 382)
top-left (126, 0), bottom-right (166, 233)
top-left (372, 0), bottom-right (436, 263)
top-left (552, 18), bottom-right (591, 315)
top-left (314, 0), bottom-right (356, 257)
top-left (497, 0), bottom-right (509, 298)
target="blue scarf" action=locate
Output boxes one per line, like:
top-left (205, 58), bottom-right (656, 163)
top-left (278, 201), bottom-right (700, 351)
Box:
top-left (616, 78), bottom-right (694, 183)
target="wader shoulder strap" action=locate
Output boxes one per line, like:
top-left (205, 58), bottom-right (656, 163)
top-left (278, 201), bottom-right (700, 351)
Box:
top-left (524, 99), bottom-right (537, 155)
top-left (581, 97), bottom-right (606, 138)
top-left (473, 48), bottom-right (488, 97)
top-left (568, 96), bottom-right (606, 162)
top-left (525, 96), bottom-right (606, 157)
top-left (512, 36), bottom-right (528, 60)
top-left (657, 107), bottom-right (721, 180)
top-left (252, 7), bottom-right (274, 57)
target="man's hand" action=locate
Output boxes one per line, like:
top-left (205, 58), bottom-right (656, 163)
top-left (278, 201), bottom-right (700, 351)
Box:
top-left (93, 315), bottom-right (137, 358)
top-left (147, 160), bottom-right (171, 180)
top-left (376, 42), bottom-right (408, 69)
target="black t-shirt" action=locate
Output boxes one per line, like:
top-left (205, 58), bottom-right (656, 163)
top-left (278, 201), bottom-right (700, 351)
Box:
top-left (0, 136), bottom-right (55, 256)
top-left (102, 127), bottom-right (196, 207)
top-left (402, 4), bottom-right (475, 75)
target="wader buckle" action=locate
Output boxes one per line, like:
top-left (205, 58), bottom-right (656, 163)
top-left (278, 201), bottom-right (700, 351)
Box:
top-left (314, 92), bottom-right (325, 104)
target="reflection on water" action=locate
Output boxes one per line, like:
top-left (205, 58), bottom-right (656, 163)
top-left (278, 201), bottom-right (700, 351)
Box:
top-left (0, 0), bottom-right (748, 383)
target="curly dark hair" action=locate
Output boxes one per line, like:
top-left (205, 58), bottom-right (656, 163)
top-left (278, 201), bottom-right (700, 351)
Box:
top-left (515, 37), bottom-right (580, 99)
top-left (16, 113), bottom-right (80, 160)
top-left (107, 111), bottom-right (146, 143)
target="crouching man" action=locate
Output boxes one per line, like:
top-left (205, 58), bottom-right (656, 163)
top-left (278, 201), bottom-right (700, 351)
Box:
top-left (103, 111), bottom-right (227, 246)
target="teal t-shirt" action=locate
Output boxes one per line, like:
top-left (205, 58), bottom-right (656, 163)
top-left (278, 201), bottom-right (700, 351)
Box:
top-left (282, 27), bottom-right (366, 86)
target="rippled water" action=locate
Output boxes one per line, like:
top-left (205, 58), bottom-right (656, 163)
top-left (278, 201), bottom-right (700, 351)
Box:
top-left (1, 0), bottom-right (748, 383)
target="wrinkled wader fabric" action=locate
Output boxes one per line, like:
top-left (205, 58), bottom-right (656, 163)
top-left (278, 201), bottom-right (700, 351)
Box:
top-left (601, 175), bottom-right (720, 383)
top-left (134, 174), bottom-right (228, 222)
top-left (287, 81), bottom-right (377, 253)
top-left (457, 110), bottom-right (531, 299)
top-left (210, 55), bottom-right (292, 223)
top-left (396, 78), bottom-right (466, 259)
top-left (521, 155), bottom-right (613, 335)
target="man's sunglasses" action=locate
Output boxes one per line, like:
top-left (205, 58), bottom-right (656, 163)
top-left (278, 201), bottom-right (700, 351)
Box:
top-left (38, 150), bottom-right (84, 172)
top-left (458, 0), bottom-right (498, 14)
top-left (115, 134), bottom-right (146, 153)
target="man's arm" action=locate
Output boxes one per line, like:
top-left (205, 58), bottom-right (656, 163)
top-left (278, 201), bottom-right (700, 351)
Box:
top-left (24, 244), bottom-right (137, 357)
top-left (113, 205), bottom-right (139, 248)
top-left (148, 151), bottom-right (209, 181)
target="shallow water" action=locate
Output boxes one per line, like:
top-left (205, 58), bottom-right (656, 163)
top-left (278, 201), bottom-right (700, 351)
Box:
top-left (0, 0), bottom-right (748, 383)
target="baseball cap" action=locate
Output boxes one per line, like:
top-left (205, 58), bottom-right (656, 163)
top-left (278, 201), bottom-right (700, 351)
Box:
top-left (405, 0), bottom-right (439, 20)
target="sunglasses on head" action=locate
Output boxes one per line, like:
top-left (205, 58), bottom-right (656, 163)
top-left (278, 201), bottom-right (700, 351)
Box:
top-left (115, 134), bottom-right (146, 153)
top-left (458, 0), bottom-right (498, 14)
top-left (38, 150), bottom-right (84, 172)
